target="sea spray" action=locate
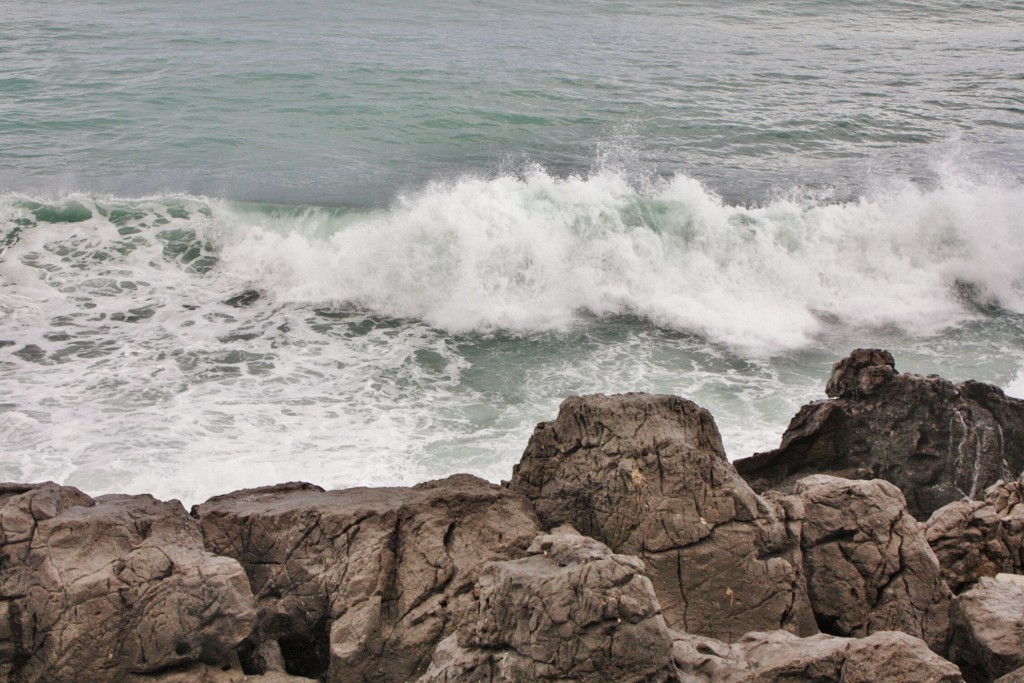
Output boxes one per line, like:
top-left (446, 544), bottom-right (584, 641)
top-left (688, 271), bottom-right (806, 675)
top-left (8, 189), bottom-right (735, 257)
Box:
top-left (1, 169), bottom-right (1023, 504)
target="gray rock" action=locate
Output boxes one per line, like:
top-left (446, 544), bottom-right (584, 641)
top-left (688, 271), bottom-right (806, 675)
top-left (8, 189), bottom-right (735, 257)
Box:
top-left (125, 663), bottom-right (313, 682)
top-left (926, 475), bottom-right (1024, 593)
top-left (417, 527), bottom-right (678, 683)
top-left (948, 577), bottom-right (1024, 682)
top-left (194, 474), bottom-right (542, 683)
top-left (672, 629), bottom-right (964, 682)
top-left (735, 349), bottom-right (1024, 520)
top-left (796, 475), bottom-right (952, 653)
top-left (508, 392), bottom-right (816, 641)
top-left (0, 482), bottom-right (256, 683)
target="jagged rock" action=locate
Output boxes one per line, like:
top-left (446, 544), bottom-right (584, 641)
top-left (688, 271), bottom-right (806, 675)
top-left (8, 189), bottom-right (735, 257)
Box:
top-left (947, 577), bottom-right (1024, 682)
top-left (417, 527), bottom-right (677, 683)
top-left (735, 349), bottom-right (1024, 520)
top-left (996, 668), bottom-right (1024, 683)
top-left (671, 629), bottom-right (964, 682)
top-left (796, 475), bottom-right (951, 652)
top-left (193, 474), bottom-right (542, 683)
top-left (508, 393), bottom-right (816, 640)
top-left (0, 482), bottom-right (256, 683)
top-left (926, 475), bottom-right (1024, 593)
top-left (125, 663), bottom-right (313, 682)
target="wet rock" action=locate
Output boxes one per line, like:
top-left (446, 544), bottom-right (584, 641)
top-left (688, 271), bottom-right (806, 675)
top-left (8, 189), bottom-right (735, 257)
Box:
top-left (193, 474), bottom-right (542, 683)
top-left (418, 526), bottom-right (678, 683)
top-left (735, 349), bottom-right (1024, 520)
top-left (947, 576), bottom-right (1024, 682)
top-left (796, 475), bottom-right (952, 653)
top-left (672, 629), bottom-right (963, 682)
top-left (508, 393), bottom-right (816, 640)
top-left (0, 483), bottom-right (256, 683)
top-left (926, 475), bottom-right (1024, 593)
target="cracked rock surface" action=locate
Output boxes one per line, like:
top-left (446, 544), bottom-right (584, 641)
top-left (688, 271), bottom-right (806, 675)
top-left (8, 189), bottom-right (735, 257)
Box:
top-left (735, 349), bottom-right (1024, 520)
top-left (795, 475), bottom-right (951, 653)
top-left (508, 392), bottom-right (816, 640)
top-left (947, 576), bottom-right (1024, 683)
top-left (418, 526), bottom-right (678, 683)
top-left (926, 475), bottom-right (1024, 594)
top-left (193, 474), bottom-right (541, 683)
top-left (672, 629), bottom-right (963, 682)
top-left (0, 482), bottom-right (256, 683)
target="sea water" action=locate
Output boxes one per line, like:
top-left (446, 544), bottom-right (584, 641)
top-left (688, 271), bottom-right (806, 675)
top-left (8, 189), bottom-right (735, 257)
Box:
top-left (2, 0), bottom-right (1023, 504)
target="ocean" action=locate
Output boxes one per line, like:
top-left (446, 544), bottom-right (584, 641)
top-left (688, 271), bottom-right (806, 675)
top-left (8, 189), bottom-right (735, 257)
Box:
top-left (2, 0), bottom-right (1023, 505)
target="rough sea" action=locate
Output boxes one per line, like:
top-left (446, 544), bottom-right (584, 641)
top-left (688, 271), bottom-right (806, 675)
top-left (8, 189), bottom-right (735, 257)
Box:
top-left (2, 0), bottom-right (1023, 505)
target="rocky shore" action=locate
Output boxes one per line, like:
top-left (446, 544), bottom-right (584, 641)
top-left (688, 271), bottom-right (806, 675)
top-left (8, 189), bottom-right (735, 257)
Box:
top-left (4, 350), bottom-right (1024, 683)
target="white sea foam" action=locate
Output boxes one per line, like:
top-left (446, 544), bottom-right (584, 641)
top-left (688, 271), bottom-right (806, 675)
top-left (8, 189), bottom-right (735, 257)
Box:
top-left (1, 172), bottom-right (1022, 505)
top-left (215, 168), bottom-right (1024, 354)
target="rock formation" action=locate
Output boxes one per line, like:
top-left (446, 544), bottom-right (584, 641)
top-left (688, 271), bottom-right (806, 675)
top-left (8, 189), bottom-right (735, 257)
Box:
top-left (0, 483), bottom-right (256, 683)
top-left (735, 349), bottom-right (1024, 519)
top-left (10, 349), bottom-right (1023, 682)
top-left (193, 474), bottom-right (541, 683)
top-left (671, 629), bottom-right (963, 682)
top-left (419, 526), bottom-right (678, 682)
top-left (508, 392), bottom-right (817, 640)
top-left (926, 474), bottom-right (1024, 593)
top-left (947, 576), bottom-right (1024, 682)
top-left (795, 475), bottom-right (951, 652)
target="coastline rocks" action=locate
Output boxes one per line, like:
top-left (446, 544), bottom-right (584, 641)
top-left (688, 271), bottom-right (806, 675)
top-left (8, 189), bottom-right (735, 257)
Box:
top-left (926, 475), bottom-right (1024, 594)
top-left (508, 393), bottom-right (816, 640)
top-left (418, 527), bottom-right (677, 682)
top-left (947, 576), bottom-right (1024, 683)
top-left (796, 475), bottom-right (951, 652)
top-left (193, 474), bottom-right (541, 683)
top-left (0, 483), bottom-right (256, 683)
top-left (672, 629), bottom-right (963, 682)
top-left (735, 349), bottom-right (1024, 520)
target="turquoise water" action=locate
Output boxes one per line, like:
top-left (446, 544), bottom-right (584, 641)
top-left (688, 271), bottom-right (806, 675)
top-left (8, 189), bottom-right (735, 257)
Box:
top-left (2, 0), bottom-right (1023, 503)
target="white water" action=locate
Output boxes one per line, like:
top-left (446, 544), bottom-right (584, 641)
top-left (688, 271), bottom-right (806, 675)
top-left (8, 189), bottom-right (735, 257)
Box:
top-left (2, 167), bottom-right (1023, 505)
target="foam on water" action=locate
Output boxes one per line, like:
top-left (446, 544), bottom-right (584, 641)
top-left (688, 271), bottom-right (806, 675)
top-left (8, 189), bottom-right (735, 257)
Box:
top-left (218, 166), bottom-right (1024, 352)
top-left (1, 169), bottom-right (1023, 504)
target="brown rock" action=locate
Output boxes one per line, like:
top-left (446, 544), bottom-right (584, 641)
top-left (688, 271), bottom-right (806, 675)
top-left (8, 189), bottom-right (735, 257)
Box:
top-left (796, 475), bottom-right (952, 652)
top-left (735, 349), bottom-right (1024, 520)
top-left (926, 475), bottom-right (1024, 593)
top-left (672, 629), bottom-right (963, 682)
top-left (0, 483), bottom-right (256, 683)
top-left (418, 527), bottom-right (678, 683)
top-left (508, 393), bottom-right (816, 640)
top-left (193, 474), bottom-right (542, 683)
top-left (125, 663), bottom-right (313, 682)
top-left (947, 577), bottom-right (1024, 682)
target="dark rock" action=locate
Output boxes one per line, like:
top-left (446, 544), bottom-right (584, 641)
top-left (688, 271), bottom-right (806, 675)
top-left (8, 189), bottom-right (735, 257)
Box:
top-left (672, 629), bottom-right (963, 682)
top-left (193, 475), bottom-right (542, 683)
top-left (418, 526), bottom-right (678, 682)
top-left (947, 576), bottom-right (1024, 682)
top-left (508, 393), bottom-right (816, 640)
top-left (795, 475), bottom-right (951, 652)
top-left (0, 483), bottom-right (256, 683)
top-left (735, 349), bottom-right (1024, 520)
top-left (125, 663), bottom-right (313, 682)
top-left (926, 475), bottom-right (1024, 593)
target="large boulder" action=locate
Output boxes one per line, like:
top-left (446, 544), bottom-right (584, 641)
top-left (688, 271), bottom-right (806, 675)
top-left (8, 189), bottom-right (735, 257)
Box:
top-left (926, 475), bottom-right (1024, 593)
top-left (508, 393), bottom-right (816, 640)
top-left (796, 475), bottom-right (952, 652)
top-left (735, 349), bottom-right (1024, 520)
top-left (418, 526), bottom-right (678, 682)
top-left (193, 474), bottom-right (542, 683)
top-left (0, 482), bottom-right (256, 683)
top-left (947, 576), bottom-right (1024, 682)
top-left (672, 629), bottom-right (963, 682)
